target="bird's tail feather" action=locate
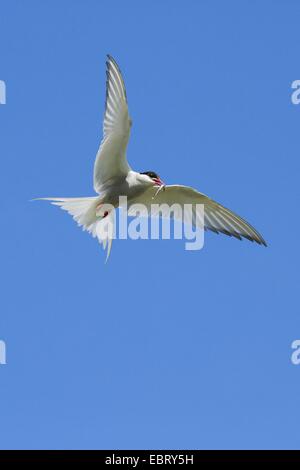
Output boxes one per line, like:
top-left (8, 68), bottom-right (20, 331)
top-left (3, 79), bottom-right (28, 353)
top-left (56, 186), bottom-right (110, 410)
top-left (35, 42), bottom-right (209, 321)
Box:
top-left (35, 196), bottom-right (114, 260)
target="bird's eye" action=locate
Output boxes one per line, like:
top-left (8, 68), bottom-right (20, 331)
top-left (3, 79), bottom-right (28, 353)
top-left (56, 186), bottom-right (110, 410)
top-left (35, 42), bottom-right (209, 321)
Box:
top-left (140, 171), bottom-right (158, 179)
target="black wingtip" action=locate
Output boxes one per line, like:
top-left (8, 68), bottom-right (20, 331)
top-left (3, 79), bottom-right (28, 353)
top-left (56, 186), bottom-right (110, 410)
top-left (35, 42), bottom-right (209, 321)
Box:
top-left (107, 54), bottom-right (117, 65)
top-left (106, 54), bottom-right (121, 72)
top-left (256, 235), bottom-right (268, 247)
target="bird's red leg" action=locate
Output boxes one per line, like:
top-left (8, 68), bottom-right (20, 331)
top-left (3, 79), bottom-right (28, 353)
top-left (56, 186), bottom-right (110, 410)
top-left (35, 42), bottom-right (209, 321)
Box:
top-left (96, 203), bottom-right (109, 219)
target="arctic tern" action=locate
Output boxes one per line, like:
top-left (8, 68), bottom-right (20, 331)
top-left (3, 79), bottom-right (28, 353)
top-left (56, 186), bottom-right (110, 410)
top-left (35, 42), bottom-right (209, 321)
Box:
top-left (37, 55), bottom-right (267, 258)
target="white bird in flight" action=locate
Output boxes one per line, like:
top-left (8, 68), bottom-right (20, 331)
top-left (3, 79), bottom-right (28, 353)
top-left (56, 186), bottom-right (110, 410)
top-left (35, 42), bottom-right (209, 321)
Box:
top-left (37, 55), bottom-right (267, 259)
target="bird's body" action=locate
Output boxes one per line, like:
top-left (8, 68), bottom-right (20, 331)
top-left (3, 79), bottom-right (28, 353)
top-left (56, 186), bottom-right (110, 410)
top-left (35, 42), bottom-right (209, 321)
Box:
top-left (37, 55), bottom-right (267, 258)
top-left (98, 171), bottom-right (155, 206)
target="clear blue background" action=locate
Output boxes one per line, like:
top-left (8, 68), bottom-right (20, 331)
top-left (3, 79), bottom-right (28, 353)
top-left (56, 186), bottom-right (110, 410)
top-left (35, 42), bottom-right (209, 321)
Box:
top-left (0, 0), bottom-right (299, 450)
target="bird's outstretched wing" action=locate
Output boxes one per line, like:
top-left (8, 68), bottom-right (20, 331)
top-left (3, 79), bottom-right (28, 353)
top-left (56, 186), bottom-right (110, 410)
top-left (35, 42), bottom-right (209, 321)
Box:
top-left (93, 55), bottom-right (131, 193)
top-left (127, 185), bottom-right (267, 246)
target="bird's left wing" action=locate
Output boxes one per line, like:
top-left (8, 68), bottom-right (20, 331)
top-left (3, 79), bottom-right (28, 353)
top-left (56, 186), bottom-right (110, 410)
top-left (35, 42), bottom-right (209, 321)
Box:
top-left (93, 55), bottom-right (132, 193)
top-left (127, 185), bottom-right (267, 246)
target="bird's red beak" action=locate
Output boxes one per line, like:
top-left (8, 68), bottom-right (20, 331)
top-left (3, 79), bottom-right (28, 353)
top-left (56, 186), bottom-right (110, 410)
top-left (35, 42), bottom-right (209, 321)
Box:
top-left (153, 177), bottom-right (164, 187)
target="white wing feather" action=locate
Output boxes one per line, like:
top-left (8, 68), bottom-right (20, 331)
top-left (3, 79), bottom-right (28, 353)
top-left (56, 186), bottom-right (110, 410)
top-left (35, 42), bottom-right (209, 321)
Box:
top-left (93, 55), bottom-right (131, 192)
top-left (127, 185), bottom-right (267, 246)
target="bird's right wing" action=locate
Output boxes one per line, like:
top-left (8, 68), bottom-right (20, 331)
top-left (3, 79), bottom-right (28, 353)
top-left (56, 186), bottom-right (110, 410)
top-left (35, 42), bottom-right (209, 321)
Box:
top-left (127, 185), bottom-right (267, 246)
top-left (93, 55), bottom-right (132, 193)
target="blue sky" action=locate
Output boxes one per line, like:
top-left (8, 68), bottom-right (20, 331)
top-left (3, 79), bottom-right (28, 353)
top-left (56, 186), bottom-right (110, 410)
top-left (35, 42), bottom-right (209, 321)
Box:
top-left (0, 0), bottom-right (299, 450)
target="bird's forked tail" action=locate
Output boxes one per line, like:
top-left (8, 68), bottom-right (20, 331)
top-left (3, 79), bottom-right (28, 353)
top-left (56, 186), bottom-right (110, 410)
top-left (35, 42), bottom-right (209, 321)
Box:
top-left (35, 196), bottom-right (114, 260)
